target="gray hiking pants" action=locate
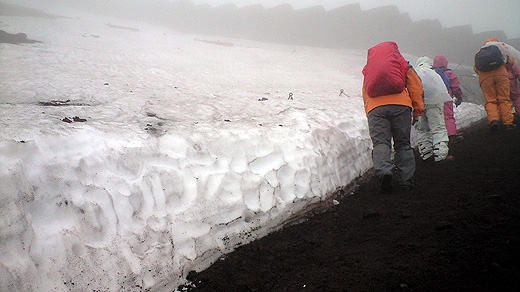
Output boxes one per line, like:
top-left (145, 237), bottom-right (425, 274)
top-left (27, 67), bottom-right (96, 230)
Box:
top-left (368, 105), bottom-right (415, 186)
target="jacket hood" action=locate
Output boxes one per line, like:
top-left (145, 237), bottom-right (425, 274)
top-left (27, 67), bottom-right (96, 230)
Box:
top-left (416, 56), bottom-right (433, 69)
top-left (483, 38), bottom-right (499, 45)
top-left (433, 55), bottom-right (448, 68)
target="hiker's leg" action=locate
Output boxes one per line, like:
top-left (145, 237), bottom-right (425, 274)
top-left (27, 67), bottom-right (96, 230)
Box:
top-left (512, 96), bottom-right (520, 124)
top-left (390, 106), bottom-right (415, 186)
top-left (512, 96), bottom-right (520, 115)
top-left (481, 77), bottom-right (500, 124)
top-left (496, 75), bottom-right (513, 125)
top-left (415, 107), bottom-right (433, 161)
top-left (443, 100), bottom-right (458, 136)
top-left (428, 103), bottom-right (450, 161)
top-left (368, 106), bottom-right (393, 178)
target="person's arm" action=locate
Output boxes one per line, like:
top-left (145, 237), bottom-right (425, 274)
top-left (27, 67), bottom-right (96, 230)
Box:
top-left (448, 71), bottom-right (463, 99)
top-left (512, 63), bottom-right (520, 80)
top-left (505, 56), bottom-right (514, 71)
top-left (473, 52), bottom-right (479, 74)
top-left (361, 86), bottom-right (369, 114)
top-left (405, 67), bottom-right (424, 117)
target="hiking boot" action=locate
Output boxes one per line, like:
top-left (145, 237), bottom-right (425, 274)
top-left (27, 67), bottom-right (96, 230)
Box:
top-left (489, 120), bottom-right (499, 132)
top-left (421, 150), bottom-right (433, 162)
top-left (380, 174), bottom-right (393, 194)
top-left (449, 135), bottom-right (464, 144)
top-left (505, 124), bottom-right (517, 131)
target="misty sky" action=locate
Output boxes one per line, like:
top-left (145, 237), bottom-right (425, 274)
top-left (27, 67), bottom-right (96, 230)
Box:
top-left (190, 0), bottom-right (520, 39)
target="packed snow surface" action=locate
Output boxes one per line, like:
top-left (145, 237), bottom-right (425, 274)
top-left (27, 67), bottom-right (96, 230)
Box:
top-left (0, 6), bottom-right (486, 292)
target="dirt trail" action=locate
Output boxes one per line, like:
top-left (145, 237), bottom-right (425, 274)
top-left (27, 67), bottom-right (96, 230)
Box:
top-left (182, 119), bottom-right (520, 292)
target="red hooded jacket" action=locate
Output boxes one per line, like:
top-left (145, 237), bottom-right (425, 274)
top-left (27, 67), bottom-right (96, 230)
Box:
top-left (433, 55), bottom-right (463, 100)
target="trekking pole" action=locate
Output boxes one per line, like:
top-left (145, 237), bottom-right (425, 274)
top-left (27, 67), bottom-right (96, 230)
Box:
top-left (453, 59), bottom-right (465, 71)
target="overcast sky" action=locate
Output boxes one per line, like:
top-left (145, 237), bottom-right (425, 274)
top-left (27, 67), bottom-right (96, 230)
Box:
top-left (190, 0), bottom-right (520, 39)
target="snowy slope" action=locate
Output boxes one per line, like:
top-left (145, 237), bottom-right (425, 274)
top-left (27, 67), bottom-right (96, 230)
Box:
top-left (0, 6), bottom-right (486, 292)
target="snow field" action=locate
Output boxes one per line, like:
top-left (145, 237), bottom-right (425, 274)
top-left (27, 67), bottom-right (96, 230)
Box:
top-left (0, 6), bottom-right (486, 292)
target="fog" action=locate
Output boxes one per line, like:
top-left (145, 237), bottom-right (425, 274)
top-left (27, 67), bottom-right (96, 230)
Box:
top-left (2, 0), bottom-right (519, 68)
top-left (5, 0), bottom-right (519, 39)
top-left (4, 0), bottom-right (519, 39)
top-left (193, 0), bottom-right (520, 39)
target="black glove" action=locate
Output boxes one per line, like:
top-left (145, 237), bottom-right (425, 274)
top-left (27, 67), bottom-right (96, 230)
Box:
top-left (412, 116), bottom-right (419, 125)
top-left (454, 97), bottom-right (462, 107)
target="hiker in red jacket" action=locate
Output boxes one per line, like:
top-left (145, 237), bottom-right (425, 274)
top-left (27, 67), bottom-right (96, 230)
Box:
top-left (508, 62), bottom-right (520, 124)
top-left (433, 55), bottom-right (464, 143)
top-left (362, 41), bottom-right (424, 193)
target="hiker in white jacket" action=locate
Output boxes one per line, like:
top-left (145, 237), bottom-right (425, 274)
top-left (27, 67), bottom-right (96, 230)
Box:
top-left (415, 56), bottom-right (453, 163)
top-left (483, 41), bottom-right (520, 65)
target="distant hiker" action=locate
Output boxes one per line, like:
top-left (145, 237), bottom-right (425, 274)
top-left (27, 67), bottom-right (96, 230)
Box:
top-left (508, 62), bottom-right (520, 124)
top-left (362, 41), bottom-right (424, 193)
top-left (474, 39), bottom-right (516, 131)
top-left (415, 56), bottom-right (454, 163)
top-left (433, 55), bottom-right (464, 144)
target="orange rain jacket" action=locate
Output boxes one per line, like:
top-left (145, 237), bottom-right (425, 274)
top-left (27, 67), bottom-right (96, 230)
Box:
top-left (362, 67), bottom-right (424, 117)
top-left (473, 38), bottom-right (512, 84)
